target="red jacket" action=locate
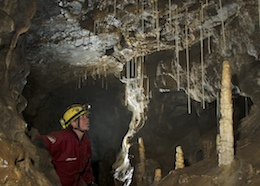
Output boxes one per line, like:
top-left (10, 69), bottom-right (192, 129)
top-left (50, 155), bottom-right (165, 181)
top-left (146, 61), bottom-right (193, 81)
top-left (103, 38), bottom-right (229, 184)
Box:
top-left (41, 129), bottom-right (95, 186)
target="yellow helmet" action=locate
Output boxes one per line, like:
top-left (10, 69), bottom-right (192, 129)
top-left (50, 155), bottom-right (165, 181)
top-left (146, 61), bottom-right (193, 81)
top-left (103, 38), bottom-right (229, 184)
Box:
top-left (59, 104), bottom-right (91, 129)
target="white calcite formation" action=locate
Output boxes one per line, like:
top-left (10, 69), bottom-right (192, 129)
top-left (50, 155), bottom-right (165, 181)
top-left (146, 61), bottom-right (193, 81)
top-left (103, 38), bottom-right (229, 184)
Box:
top-left (218, 60), bottom-right (234, 166)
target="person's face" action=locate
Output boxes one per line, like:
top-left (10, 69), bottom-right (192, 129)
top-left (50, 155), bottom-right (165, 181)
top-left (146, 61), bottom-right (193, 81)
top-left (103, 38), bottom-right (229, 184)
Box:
top-left (71, 114), bottom-right (90, 131)
top-left (79, 114), bottom-right (90, 131)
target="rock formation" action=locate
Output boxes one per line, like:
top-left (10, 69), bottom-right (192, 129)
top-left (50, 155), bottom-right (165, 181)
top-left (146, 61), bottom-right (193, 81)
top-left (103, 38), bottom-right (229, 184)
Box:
top-left (1, 0), bottom-right (260, 185)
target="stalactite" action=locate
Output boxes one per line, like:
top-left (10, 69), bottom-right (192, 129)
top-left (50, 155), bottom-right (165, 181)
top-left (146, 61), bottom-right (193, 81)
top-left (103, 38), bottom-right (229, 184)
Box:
top-left (219, 0), bottom-right (226, 50)
top-left (102, 76), bottom-right (104, 89)
top-left (245, 97), bottom-right (248, 116)
top-left (152, 0), bottom-right (155, 29)
top-left (155, 0), bottom-right (160, 51)
top-left (216, 91), bottom-right (220, 128)
top-left (104, 65), bottom-right (107, 78)
top-left (175, 10), bottom-right (180, 91)
top-left (175, 146), bottom-right (184, 169)
top-left (94, 20), bottom-right (96, 35)
top-left (97, 65), bottom-right (101, 79)
top-left (78, 76), bottom-right (81, 89)
top-left (185, 8), bottom-right (191, 114)
top-left (200, 3), bottom-right (205, 109)
top-left (142, 0), bottom-right (145, 33)
top-left (169, 0), bottom-right (172, 26)
top-left (207, 31), bottom-right (211, 54)
top-left (103, 64), bottom-right (108, 90)
top-left (140, 56), bottom-right (144, 91)
top-left (154, 169), bottom-right (162, 183)
top-left (125, 80), bottom-right (128, 106)
top-left (216, 133), bottom-right (221, 156)
top-left (258, 0), bottom-right (260, 28)
top-left (141, 56), bottom-right (145, 120)
top-left (218, 60), bottom-right (234, 166)
top-left (114, 0), bottom-right (117, 16)
top-left (146, 76), bottom-right (149, 100)
top-left (135, 56), bottom-right (138, 78)
top-left (131, 59), bottom-right (135, 77)
top-left (84, 70), bottom-right (87, 80)
top-left (127, 61), bottom-right (130, 79)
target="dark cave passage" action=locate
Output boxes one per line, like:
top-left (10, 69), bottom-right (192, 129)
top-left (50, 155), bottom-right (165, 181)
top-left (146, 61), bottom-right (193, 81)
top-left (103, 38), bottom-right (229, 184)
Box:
top-left (22, 76), bottom-right (132, 185)
top-left (22, 73), bottom-right (254, 186)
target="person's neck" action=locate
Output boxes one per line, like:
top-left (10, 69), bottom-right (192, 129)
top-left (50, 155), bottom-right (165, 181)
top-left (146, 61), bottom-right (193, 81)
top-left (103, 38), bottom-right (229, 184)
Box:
top-left (73, 129), bottom-right (85, 140)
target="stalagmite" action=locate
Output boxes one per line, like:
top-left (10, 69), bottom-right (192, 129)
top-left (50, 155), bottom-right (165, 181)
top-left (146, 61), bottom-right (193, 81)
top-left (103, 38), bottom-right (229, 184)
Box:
top-left (218, 60), bottom-right (234, 166)
top-left (138, 137), bottom-right (146, 166)
top-left (154, 169), bottom-right (162, 183)
top-left (200, 3), bottom-right (205, 109)
top-left (138, 137), bottom-right (146, 184)
top-left (219, 0), bottom-right (226, 50)
top-left (175, 146), bottom-right (184, 169)
top-left (185, 8), bottom-right (191, 114)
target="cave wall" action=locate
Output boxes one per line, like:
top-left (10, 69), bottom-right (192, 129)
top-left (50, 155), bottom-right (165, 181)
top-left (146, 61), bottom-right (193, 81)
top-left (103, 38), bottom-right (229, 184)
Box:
top-left (0, 0), bottom-right (61, 185)
top-left (1, 0), bottom-right (260, 186)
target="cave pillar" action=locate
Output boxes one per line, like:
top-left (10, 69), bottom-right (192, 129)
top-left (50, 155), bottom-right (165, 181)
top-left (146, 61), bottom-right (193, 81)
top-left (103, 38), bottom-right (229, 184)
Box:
top-left (218, 60), bottom-right (234, 166)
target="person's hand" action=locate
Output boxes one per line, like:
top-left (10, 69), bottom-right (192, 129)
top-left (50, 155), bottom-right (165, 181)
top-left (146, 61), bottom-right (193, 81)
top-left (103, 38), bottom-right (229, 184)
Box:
top-left (88, 182), bottom-right (98, 186)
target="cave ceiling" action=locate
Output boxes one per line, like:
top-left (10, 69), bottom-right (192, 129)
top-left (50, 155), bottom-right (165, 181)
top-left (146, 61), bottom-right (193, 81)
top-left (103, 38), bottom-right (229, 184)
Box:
top-left (24, 0), bottom-right (259, 102)
top-left (1, 0), bottom-right (260, 185)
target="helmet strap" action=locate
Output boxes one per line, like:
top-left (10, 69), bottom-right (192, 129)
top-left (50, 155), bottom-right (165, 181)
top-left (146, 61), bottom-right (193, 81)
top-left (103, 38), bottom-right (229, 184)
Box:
top-left (74, 117), bottom-right (85, 133)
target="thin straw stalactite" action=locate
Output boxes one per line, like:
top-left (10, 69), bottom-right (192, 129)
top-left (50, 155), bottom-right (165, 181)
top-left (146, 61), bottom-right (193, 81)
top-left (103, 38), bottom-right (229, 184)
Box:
top-left (200, 2), bottom-right (205, 109)
top-left (114, 0), bottom-right (117, 16)
top-left (175, 9), bottom-right (180, 91)
top-left (169, 0), bottom-right (172, 26)
top-left (258, 0), bottom-right (260, 28)
top-left (219, 0), bottom-right (226, 51)
top-left (142, 0), bottom-right (145, 33)
top-left (155, 0), bottom-right (160, 51)
top-left (185, 8), bottom-right (191, 114)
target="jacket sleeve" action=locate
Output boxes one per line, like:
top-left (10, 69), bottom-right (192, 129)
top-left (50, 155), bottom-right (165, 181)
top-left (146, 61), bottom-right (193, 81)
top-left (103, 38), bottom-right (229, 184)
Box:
top-left (81, 159), bottom-right (95, 184)
top-left (40, 131), bottom-right (63, 157)
top-left (82, 137), bottom-right (95, 184)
